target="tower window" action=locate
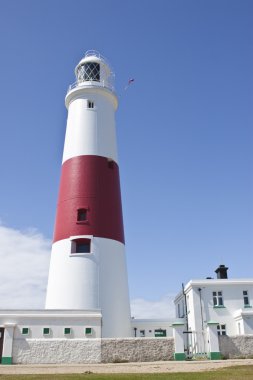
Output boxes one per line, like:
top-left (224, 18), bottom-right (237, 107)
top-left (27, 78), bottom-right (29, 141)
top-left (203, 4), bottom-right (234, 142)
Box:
top-left (88, 100), bottom-right (94, 108)
top-left (72, 238), bottom-right (91, 254)
top-left (77, 208), bottom-right (87, 222)
top-left (107, 159), bottom-right (114, 169)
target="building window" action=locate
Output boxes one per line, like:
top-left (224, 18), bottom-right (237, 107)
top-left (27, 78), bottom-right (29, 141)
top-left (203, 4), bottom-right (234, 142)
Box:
top-left (217, 324), bottom-right (226, 336)
top-left (43, 328), bottom-right (50, 335)
top-left (243, 290), bottom-right (250, 307)
top-left (77, 208), bottom-right (87, 222)
top-left (154, 329), bottom-right (166, 337)
top-left (177, 301), bottom-right (185, 318)
top-left (85, 327), bottom-right (92, 335)
top-left (213, 291), bottom-right (223, 307)
top-left (72, 238), bottom-right (91, 254)
top-left (22, 327), bottom-right (29, 335)
top-left (88, 100), bottom-right (94, 108)
top-left (181, 301), bottom-right (185, 317)
top-left (64, 327), bottom-right (71, 335)
top-left (140, 330), bottom-right (145, 337)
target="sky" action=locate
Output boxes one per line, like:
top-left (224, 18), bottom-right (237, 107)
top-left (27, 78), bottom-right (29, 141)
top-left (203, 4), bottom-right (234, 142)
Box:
top-left (0, 0), bottom-right (252, 318)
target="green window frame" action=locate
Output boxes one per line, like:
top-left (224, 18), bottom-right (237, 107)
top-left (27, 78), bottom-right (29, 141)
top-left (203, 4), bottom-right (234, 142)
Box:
top-left (243, 290), bottom-right (251, 307)
top-left (85, 327), bottom-right (92, 335)
top-left (64, 327), bottom-right (71, 335)
top-left (22, 327), bottom-right (29, 335)
top-left (43, 327), bottom-right (50, 335)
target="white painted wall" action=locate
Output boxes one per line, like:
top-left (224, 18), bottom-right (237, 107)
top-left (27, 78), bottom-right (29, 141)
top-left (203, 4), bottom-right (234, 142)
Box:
top-left (131, 319), bottom-right (175, 337)
top-left (2, 324), bottom-right (15, 360)
top-left (243, 316), bottom-right (253, 334)
top-left (98, 238), bottom-right (131, 338)
top-left (0, 310), bottom-right (102, 340)
top-left (46, 237), bottom-right (99, 310)
top-left (0, 311), bottom-right (174, 364)
top-left (46, 238), bottom-right (131, 338)
top-left (63, 89), bottom-right (118, 164)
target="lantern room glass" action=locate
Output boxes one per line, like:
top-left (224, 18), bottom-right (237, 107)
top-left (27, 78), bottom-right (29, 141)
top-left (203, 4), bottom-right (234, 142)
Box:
top-left (77, 62), bottom-right (100, 82)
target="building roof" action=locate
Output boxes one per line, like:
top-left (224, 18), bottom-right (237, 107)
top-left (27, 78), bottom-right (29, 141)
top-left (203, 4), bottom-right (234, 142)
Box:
top-left (174, 278), bottom-right (253, 303)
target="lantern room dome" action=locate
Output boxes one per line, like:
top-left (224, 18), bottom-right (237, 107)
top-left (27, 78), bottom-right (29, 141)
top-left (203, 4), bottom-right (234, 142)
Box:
top-left (71, 50), bottom-right (115, 91)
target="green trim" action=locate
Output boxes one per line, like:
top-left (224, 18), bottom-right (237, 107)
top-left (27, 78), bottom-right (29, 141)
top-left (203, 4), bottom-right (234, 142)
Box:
top-left (85, 327), bottom-right (92, 335)
top-left (171, 322), bottom-right (185, 326)
top-left (22, 327), bottom-right (29, 335)
top-left (1, 357), bottom-right (12, 365)
top-left (43, 327), bottom-right (50, 335)
top-left (174, 353), bottom-right (186, 361)
top-left (213, 306), bottom-right (225, 309)
top-left (244, 305), bottom-right (252, 308)
top-left (209, 352), bottom-right (221, 360)
top-left (207, 321), bottom-right (219, 325)
top-left (64, 327), bottom-right (71, 335)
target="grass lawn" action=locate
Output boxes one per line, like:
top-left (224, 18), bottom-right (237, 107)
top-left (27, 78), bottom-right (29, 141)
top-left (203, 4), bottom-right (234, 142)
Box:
top-left (1, 366), bottom-right (253, 380)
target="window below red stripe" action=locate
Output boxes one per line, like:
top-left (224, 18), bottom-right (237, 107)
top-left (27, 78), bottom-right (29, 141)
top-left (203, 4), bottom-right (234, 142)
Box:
top-left (71, 238), bottom-right (91, 254)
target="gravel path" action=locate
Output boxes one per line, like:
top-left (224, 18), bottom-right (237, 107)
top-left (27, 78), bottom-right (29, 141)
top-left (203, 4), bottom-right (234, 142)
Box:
top-left (0, 359), bottom-right (253, 374)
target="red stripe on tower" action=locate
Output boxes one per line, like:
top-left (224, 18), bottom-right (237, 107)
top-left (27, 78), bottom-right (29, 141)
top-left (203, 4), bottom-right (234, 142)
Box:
top-left (53, 155), bottom-right (124, 244)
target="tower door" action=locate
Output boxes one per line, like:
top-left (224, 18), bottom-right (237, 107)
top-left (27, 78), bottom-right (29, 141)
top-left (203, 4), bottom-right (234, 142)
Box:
top-left (0, 328), bottom-right (4, 362)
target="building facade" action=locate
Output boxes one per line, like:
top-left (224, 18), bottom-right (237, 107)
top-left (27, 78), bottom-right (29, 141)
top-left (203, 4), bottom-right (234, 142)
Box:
top-left (131, 319), bottom-right (175, 338)
top-left (174, 265), bottom-right (253, 337)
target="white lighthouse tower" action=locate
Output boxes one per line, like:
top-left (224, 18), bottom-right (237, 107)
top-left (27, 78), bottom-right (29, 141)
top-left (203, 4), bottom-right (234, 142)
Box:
top-left (45, 51), bottom-right (131, 338)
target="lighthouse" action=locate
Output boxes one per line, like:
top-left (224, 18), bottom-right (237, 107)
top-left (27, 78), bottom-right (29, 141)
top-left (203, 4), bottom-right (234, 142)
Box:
top-left (45, 51), bottom-right (131, 338)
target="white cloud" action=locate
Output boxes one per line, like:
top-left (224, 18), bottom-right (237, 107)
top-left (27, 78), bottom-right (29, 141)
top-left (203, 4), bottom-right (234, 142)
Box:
top-left (130, 294), bottom-right (176, 319)
top-left (0, 224), bottom-right (51, 309)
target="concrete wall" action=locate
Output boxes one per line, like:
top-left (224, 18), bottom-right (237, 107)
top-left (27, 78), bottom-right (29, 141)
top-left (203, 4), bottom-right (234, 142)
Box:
top-left (11, 337), bottom-right (174, 364)
top-left (101, 338), bottom-right (174, 363)
top-left (12, 339), bottom-right (101, 364)
top-left (219, 335), bottom-right (253, 358)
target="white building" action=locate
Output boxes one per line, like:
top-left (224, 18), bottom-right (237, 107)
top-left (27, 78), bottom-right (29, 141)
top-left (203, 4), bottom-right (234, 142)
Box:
top-left (131, 319), bottom-right (175, 338)
top-left (174, 265), bottom-right (253, 338)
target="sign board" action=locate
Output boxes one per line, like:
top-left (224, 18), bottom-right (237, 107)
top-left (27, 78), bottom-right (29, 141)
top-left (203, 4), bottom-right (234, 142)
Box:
top-left (154, 329), bottom-right (166, 337)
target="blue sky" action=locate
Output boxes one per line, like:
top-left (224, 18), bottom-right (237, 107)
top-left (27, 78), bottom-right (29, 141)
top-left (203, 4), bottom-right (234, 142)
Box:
top-left (0, 0), bottom-right (252, 316)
